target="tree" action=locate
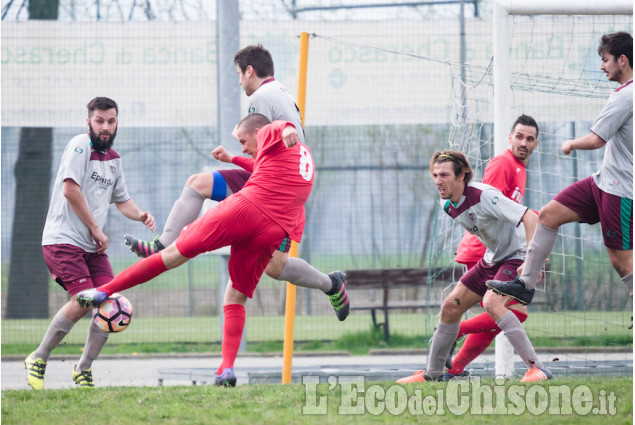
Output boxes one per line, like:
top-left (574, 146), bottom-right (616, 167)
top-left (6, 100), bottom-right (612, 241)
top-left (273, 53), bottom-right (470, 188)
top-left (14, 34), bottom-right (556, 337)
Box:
top-left (5, 0), bottom-right (58, 318)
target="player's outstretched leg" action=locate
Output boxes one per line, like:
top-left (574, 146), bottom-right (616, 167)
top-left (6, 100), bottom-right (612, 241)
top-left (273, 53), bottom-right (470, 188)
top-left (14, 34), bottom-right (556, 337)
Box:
top-left (25, 353), bottom-right (47, 390)
top-left (76, 288), bottom-right (108, 308)
top-left (485, 279), bottom-right (535, 305)
top-left (124, 234), bottom-right (164, 258)
top-left (326, 271), bottom-right (350, 321)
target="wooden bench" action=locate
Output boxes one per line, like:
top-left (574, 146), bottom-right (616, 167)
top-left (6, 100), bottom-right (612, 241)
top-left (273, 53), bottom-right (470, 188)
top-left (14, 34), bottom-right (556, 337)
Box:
top-left (345, 267), bottom-right (462, 341)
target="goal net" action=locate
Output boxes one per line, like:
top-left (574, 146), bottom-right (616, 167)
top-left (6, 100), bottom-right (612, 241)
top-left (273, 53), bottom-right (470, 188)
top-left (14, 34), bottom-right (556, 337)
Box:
top-left (430, 1), bottom-right (632, 377)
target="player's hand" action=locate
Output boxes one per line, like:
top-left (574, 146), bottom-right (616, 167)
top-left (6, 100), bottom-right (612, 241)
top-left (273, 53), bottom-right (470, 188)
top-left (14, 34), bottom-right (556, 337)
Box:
top-left (282, 125), bottom-right (300, 148)
top-left (561, 140), bottom-right (574, 155)
top-left (212, 146), bottom-right (233, 163)
top-left (92, 228), bottom-right (109, 253)
top-left (139, 211), bottom-right (156, 232)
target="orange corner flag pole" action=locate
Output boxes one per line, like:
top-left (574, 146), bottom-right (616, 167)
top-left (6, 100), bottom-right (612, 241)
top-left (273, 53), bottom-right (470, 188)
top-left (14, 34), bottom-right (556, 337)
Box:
top-left (282, 32), bottom-right (309, 384)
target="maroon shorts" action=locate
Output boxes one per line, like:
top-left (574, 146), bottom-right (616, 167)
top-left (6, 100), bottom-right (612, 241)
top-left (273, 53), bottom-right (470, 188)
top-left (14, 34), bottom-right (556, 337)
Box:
top-left (217, 169), bottom-right (251, 195)
top-left (42, 244), bottom-right (114, 296)
top-left (554, 176), bottom-right (633, 250)
top-left (175, 194), bottom-right (287, 298)
top-left (460, 258), bottom-right (524, 297)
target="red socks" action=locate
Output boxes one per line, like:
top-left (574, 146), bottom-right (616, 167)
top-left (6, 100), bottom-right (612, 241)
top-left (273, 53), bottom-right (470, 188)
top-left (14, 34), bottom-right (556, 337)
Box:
top-left (217, 304), bottom-right (246, 375)
top-left (97, 253), bottom-right (168, 295)
top-left (450, 310), bottom-right (528, 374)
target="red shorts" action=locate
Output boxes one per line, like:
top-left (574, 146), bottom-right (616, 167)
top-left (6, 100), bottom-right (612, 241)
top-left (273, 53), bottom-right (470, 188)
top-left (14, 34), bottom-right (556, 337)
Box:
top-left (42, 244), bottom-right (114, 296)
top-left (175, 194), bottom-right (287, 298)
top-left (554, 176), bottom-right (633, 250)
top-left (215, 170), bottom-right (292, 254)
top-left (460, 258), bottom-right (524, 298)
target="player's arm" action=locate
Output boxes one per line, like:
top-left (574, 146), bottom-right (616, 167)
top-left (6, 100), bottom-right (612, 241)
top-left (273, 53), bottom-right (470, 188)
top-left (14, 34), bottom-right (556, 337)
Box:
top-left (63, 178), bottom-right (109, 253)
top-left (561, 132), bottom-right (606, 155)
top-left (212, 145), bottom-right (255, 172)
top-left (257, 121), bottom-right (297, 155)
top-left (281, 124), bottom-right (300, 148)
top-left (115, 199), bottom-right (156, 232)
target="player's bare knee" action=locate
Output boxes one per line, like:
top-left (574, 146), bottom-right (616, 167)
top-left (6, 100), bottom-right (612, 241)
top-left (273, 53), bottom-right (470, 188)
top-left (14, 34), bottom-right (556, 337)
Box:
top-left (186, 173), bottom-right (209, 196)
top-left (264, 258), bottom-right (283, 280)
top-left (440, 298), bottom-right (463, 322)
top-left (537, 205), bottom-right (558, 228)
top-left (482, 292), bottom-right (501, 312)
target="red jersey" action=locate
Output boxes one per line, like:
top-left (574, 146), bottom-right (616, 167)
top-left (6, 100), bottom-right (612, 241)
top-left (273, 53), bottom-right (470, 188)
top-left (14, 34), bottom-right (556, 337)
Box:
top-left (455, 149), bottom-right (527, 263)
top-left (237, 120), bottom-right (314, 242)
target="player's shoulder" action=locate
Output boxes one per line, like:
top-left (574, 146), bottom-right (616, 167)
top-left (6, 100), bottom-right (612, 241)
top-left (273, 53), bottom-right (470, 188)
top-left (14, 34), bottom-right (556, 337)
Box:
top-left (469, 181), bottom-right (504, 199)
top-left (611, 80), bottom-right (633, 103)
top-left (66, 134), bottom-right (91, 154)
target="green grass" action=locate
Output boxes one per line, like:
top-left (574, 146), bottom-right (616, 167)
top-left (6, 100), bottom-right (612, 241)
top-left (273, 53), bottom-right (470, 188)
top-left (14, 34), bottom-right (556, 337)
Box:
top-left (2, 310), bottom-right (631, 357)
top-left (2, 377), bottom-right (632, 424)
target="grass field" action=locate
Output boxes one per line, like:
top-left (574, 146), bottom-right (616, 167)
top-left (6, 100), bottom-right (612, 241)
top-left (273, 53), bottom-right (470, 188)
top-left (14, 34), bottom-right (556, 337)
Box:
top-left (2, 310), bottom-right (631, 357)
top-left (1, 377), bottom-right (632, 424)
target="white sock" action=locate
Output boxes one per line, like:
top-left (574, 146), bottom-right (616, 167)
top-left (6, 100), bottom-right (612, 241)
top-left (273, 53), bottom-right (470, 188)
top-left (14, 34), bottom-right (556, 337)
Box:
top-left (622, 272), bottom-right (633, 297)
top-left (76, 320), bottom-right (109, 371)
top-left (496, 311), bottom-right (546, 370)
top-left (277, 257), bottom-right (332, 292)
top-left (160, 185), bottom-right (205, 246)
top-left (520, 223), bottom-right (558, 289)
top-left (426, 321), bottom-right (460, 378)
top-left (33, 310), bottom-right (75, 362)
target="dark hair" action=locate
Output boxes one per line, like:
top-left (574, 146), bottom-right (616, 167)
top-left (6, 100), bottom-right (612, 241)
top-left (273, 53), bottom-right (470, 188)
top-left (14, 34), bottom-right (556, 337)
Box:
top-left (237, 113), bottom-right (271, 134)
top-left (598, 32), bottom-right (633, 69)
top-left (429, 150), bottom-right (473, 183)
top-left (87, 97), bottom-right (118, 118)
top-left (233, 44), bottom-right (275, 78)
top-left (511, 114), bottom-right (539, 139)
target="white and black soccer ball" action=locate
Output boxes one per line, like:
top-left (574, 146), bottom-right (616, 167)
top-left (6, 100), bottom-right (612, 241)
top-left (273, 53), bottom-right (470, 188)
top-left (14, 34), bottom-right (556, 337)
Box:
top-left (92, 293), bottom-right (133, 333)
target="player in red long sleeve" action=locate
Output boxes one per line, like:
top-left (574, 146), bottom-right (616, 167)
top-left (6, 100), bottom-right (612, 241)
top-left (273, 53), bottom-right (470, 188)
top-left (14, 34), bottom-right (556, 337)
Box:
top-left (445, 114), bottom-right (539, 380)
top-left (77, 114), bottom-right (315, 386)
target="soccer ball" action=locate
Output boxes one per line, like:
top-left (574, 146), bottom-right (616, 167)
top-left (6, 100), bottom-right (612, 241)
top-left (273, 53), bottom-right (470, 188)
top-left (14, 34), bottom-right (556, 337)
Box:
top-left (92, 293), bottom-right (133, 333)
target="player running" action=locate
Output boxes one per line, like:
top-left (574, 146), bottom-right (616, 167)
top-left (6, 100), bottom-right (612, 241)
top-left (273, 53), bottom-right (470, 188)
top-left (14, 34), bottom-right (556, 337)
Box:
top-left (397, 150), bottom-right (551, 383)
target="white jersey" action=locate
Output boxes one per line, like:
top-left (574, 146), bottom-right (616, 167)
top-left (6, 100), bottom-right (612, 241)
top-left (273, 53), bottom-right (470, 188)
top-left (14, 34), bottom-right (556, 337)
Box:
top-left (248, 78), bottom-right (305, 143)
top-left (42, 134), bottom-right (130, 252)
top-left (441, 182), bottom-right (529, 265)
top-left (591, 79), bottom-right (633, 199)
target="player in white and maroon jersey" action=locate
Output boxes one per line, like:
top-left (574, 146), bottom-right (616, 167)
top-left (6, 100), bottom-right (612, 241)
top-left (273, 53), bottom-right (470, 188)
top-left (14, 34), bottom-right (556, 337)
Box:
top-left (25, 97), bottom-right (155, 390)
top-left (397, 150), bottom-right (552, 383)
top-left (488, 32), bottom-right (633, 304)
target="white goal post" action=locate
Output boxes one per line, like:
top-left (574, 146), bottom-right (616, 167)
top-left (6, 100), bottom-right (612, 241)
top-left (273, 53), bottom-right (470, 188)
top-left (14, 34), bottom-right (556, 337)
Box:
top-left (492, 0), bottom-right (633, 378)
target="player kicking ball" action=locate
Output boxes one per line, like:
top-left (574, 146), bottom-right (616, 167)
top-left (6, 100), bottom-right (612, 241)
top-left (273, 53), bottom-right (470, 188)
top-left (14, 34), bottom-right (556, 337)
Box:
top-left (77, 114), bottom-right (349, 386)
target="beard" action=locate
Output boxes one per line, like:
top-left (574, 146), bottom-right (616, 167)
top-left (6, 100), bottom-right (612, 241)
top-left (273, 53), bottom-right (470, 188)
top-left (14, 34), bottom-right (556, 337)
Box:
top-left (89, 124), bottom-right (117, 152)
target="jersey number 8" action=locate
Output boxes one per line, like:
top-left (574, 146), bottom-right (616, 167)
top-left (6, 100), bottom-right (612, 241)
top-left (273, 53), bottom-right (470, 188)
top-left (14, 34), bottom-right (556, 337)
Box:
top-left (299, 146), bottom-right (314, 181)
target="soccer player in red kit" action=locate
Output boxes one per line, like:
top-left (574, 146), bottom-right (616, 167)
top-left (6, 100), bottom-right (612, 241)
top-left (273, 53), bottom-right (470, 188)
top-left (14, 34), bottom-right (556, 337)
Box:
top-left (77, 113), bottom-right (314, 386)
top-left (446, 115), bottom-right (539, 380)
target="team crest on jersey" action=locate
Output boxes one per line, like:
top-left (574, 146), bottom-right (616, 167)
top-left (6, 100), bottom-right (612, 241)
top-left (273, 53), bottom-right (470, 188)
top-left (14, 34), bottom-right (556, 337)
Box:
top-left (468, 212), bottom-right (476, 222)
top-left (110, 165), bottom-right (117, 175)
